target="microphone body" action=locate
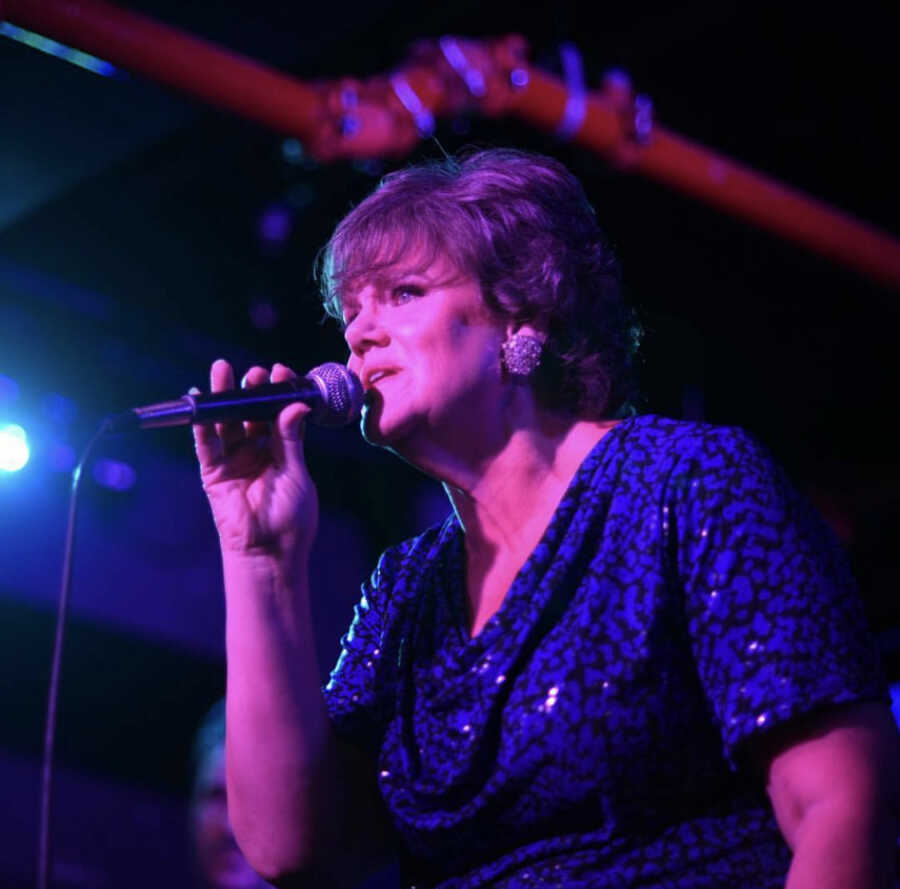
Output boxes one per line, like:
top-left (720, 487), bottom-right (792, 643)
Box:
top-left (108, 363), bottom-right (363, 432)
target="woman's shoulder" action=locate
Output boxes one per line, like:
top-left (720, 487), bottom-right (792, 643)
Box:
top-left (607, 413), bottom-right (776, 477)
top-left (581, 414), bottom-right (793, 518)
top-left (614, 413), bottom-right (761, 450)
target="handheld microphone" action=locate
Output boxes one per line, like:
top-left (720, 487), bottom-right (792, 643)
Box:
top-left (107, 363), bottom-right (363, 432)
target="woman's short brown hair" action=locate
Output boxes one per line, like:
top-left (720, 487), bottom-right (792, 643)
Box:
top-left (318, 147), bottom-right (641, 419)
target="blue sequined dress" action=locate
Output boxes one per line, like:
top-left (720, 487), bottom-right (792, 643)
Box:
top-left (324, 415), bottom-right (885, 888)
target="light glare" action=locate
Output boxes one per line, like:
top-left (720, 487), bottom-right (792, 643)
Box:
top-left (0, 424), bottom-right (30, 472)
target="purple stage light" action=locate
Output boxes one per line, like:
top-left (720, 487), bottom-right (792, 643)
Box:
top-left (258, 204), bottom-right (294, 246)
top-left (92, 457), bottom-right (137, 492)
top-left (248, 299), bottom-right (279, 331)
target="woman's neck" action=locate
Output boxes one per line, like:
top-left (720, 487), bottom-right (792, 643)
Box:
top-left (394, 384), bottom-right (620, 557)
top-left (434, 415), bottom-right (616, 637)
top-left (444, 417), bottom-right (616, 563)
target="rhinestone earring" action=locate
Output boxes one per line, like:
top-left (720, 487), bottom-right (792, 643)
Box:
top-left (500, 333), bottom-right (543, 376)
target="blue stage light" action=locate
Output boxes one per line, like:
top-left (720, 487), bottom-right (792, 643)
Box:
top-left (0, 374), bottom-right (19, 404)
top-left (890, 682), bottom-right (900, 730)
top-left (41, 393), bottom-right (78, 426)
top-left (0, 424), bottom-right (30, 472)
top-left (0, 22), bottom-right (118, 77)
top-left (281, 138), bottom-right (305, 164)
top-left (47, 441), bottom-right (77, 473)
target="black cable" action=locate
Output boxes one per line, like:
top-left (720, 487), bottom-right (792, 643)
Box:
top-left (37, 417), bottom-right (112, 889)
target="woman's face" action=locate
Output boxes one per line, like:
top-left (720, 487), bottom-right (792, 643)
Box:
top-left (343, 252), bottom-right (508, 455)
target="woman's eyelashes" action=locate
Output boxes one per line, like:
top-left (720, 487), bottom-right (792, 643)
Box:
top-left (390, 283), bottom-right (425, 304)
top-left (342, 283), bottom-right (426, 327)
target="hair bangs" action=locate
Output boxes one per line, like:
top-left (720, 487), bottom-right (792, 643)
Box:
top-left (319, 199), bottom-right (463, 320)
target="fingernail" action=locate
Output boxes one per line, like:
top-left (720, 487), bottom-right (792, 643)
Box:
top-left (188, 386), bottom-right (201, 395)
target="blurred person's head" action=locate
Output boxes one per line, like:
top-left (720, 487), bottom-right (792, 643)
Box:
top-left (191, 700), bottom-right (272, 889)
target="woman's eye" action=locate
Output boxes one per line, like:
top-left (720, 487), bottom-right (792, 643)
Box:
top-left (391, 284), bottom-right (424, 303)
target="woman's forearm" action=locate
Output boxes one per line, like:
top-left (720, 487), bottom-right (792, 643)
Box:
top-left (784, 795), bottom-right (896, 889)
top-left (222, 549), bottom-right (343, 881)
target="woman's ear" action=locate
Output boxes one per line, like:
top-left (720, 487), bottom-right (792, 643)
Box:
top-left (504, 321), bottom-right (546, 343)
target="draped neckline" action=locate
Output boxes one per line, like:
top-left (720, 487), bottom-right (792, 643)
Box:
top-left (437, 417), bottom-right (634, 651)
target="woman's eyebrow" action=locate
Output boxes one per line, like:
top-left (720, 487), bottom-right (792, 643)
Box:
top-left (381, 266), bottom-right (430, 284)
top-left (341, 264), bottom-right (436, 306)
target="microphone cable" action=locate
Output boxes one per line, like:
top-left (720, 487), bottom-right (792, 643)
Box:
top-left (37, 417), bottom-right (112, 889)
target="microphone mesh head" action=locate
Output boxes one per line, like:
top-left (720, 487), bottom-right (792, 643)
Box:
top-left (307, 363), bottom-right (363, 427)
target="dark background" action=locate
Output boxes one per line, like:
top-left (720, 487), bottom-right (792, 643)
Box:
top-left (1, 1), bottom-right (898, 886)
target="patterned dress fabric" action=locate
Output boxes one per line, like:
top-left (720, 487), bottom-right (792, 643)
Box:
top-left (324, 415), bottom-right (885, 888)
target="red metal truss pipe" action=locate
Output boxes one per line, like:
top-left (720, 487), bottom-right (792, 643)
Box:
top-left (504, 68), bottom-right (900, 289)
top-left (4, 0), bottom-right (899, 288)
top-left (635, 127), bottom-right (900, 290)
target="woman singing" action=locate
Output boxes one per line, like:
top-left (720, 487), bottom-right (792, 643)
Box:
top-left (193, 149), bottom-right (898, 888)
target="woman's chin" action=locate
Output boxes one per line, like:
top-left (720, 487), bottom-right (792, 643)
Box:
top-left (361, 400), bottom-right (405, 446)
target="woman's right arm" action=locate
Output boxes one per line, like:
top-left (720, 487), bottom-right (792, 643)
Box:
top-left (194, 359), bottom-right (389, 886)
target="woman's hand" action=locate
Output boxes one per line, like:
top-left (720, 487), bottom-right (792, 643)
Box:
top-left (193, 359), bottom-right (319, 561)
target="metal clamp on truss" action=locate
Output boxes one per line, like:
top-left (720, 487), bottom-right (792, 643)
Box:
top-left (439, 36), bottom-right (487, 98)
top-left (555, 42), bottom-right (587, 141)
top-left (600, 67), bottom-right (655, 165)
top-left (390, 73), bottom-right (436, 137)
top-left (631, 93), bottom-right (654, 144)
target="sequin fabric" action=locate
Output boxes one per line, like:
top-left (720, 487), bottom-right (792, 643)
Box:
top-left (324, 415), bottom-right (885, 888)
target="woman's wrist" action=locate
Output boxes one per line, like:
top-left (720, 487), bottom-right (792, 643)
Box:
top-left (222, 544), bottom-right (311, 610)
top-left (219, 521), bottom-right (311, 566)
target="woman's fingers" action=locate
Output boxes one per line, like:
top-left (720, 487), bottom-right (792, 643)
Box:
top-left (271, 363), bottom-right (311, 447)
top-left (240, 365), bottom-right (273, 439)
top-left (192, 359), bottom-right (312, 471)
top-left (191, 384), bottom-right (221, 466)
top-left (194, 359), bottom-right (238, 465)
top-left (269, 363), bottom-right (311, 480)
top-left (241, 365), bottom-right (270, 388)
top-left (209, 359), bottom-right (246, 451)
top-left (270, 362), bottom-right (298, 384)
top-left (211, 358), bottom-right (236, 391)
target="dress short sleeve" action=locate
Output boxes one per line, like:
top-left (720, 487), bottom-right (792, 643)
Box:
top-left (675, 427), bottom-right (885, 761)
top-left (323, 546), bottom-right (397, 752)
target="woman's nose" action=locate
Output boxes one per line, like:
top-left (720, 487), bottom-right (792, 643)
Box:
top-left (345, 302), bottom-right (390, 356)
